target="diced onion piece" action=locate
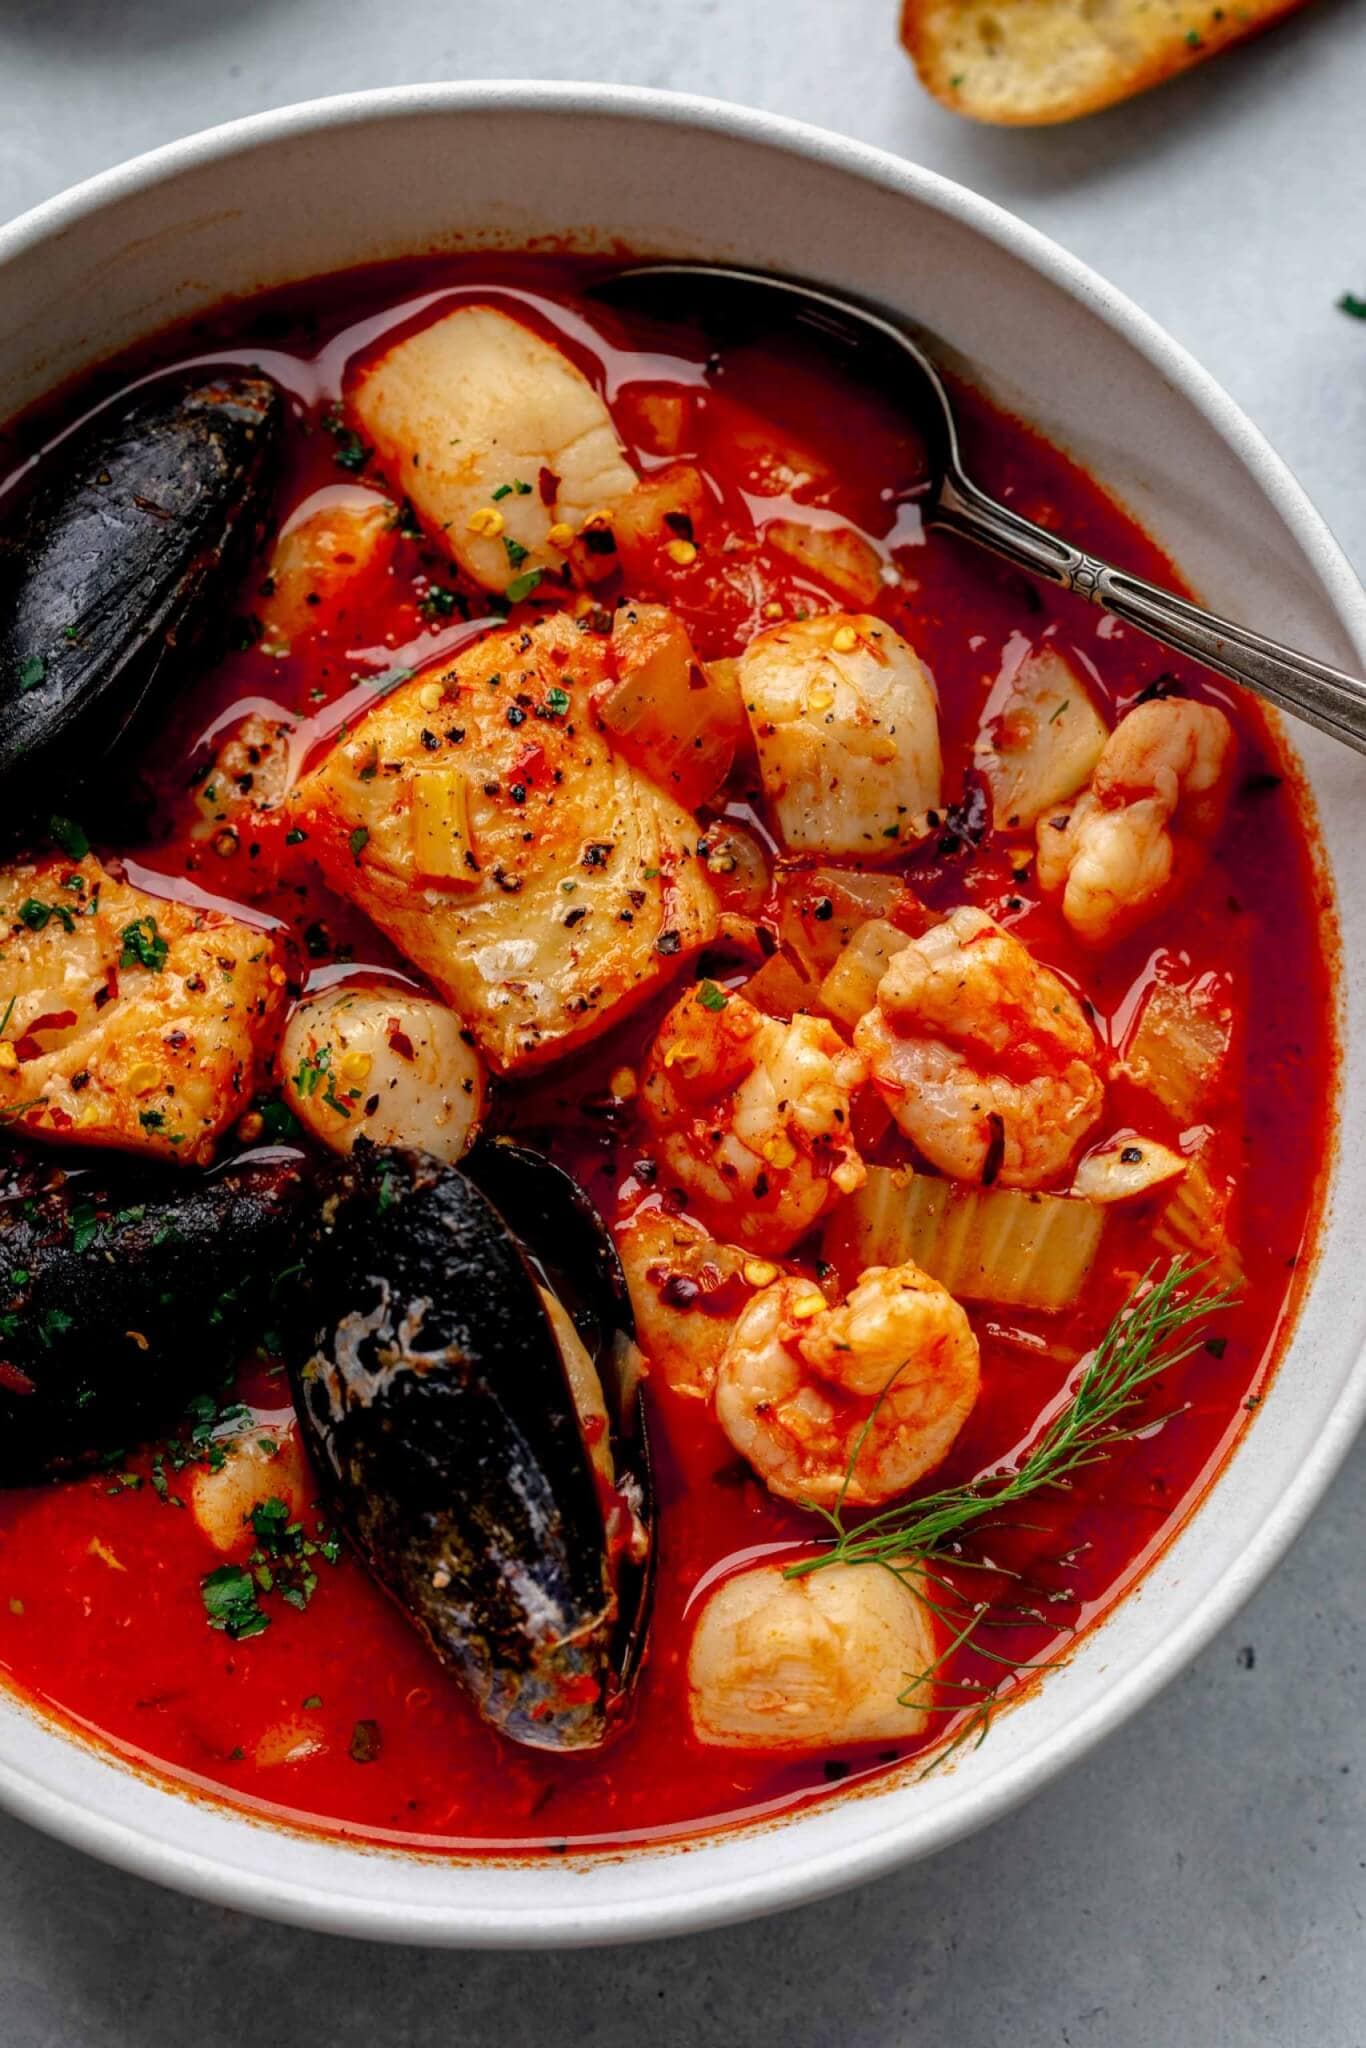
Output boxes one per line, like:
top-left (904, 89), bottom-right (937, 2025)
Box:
top-left (1123, 980), bottom-right (1234, 1123)
top-left (688, 1560), bottom-right (935, 1750)
top-left (257, 491), bottom-right (395, 652)
top-left (254, 1717), bottom-right (327, 1769)
top-left (599, 602), bottom-right (745, 808)
top-left (775, 867), bottom-right (924, 983)
top-left (616, 1208), bottom-right (756, 1398)
top-left (740, 614), bottom-right (942, 858)
top-left (188, 1427), bottom-right (307, 1556)
top-left (975, 646), bottom-right (1109, 834)
top-left (1151, 1154), bottom-right (1243, 1286)
top-left (280, 984), bottom-right (485, 1164)
top-left (823, 1163), bottom-right (1105, 1312)
top-left (408, 766), bottom-right (478, 886)
top-left (625, 390), bottom-right (690, 456)
top-left (765, 518), bottom-right (886, 606)
top-left (819, 918), bottom-right (915, 1030)
top-left (608, 463), bottom-right (710, 583)
top-left (742, 952), bottom-right (819, 1021)
top-left (1071, 1131), bottom-right (1187, 1205)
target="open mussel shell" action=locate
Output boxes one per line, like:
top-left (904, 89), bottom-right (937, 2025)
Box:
top-left (290, 1141), bottom-right (654, 1752)
top-left (0, 371), bottom-right (284, 819)
top-left (0, 1146), bottom-right (314, 1484)
top-left (463, 1137), bottom-right (655, 1695)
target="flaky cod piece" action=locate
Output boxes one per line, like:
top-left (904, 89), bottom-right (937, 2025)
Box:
top-left (0, 855), bottom-right (286, 1164)
top-left (291, 614), bottom-right (718, 1073)
top-left (350, 304), bottom-right (637, 596)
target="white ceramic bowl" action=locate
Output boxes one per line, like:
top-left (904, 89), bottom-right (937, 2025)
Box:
top-left (0, 82), bottom-right (1363, 1949)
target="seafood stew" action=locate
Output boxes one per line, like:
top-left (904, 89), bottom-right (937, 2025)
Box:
top-left (0, 255), bottom-right (1332, 1853)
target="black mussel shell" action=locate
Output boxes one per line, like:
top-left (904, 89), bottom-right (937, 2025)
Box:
top-left (290, 1143), bottom-right (653, 1751)
top-left (464, 1136), bottom-right (654, 1693)
top-left (0, 1146), bottom-right (313, 1484)
top-left (0, 371), bottom-right (284, 820)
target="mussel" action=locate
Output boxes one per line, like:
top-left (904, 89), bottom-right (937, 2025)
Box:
top-left (0, 371), bottom-right (284, 816)
top-left (0, 1147), bottom-right (312, 1484)
top-left (290, 1140), bottom-right (654, 1751)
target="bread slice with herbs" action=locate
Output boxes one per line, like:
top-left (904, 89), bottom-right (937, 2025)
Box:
top-left (901, 0), bottom-right (1316, 125)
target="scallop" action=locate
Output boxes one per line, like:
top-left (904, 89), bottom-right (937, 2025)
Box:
top-left (688, 1560), bottom-right (937, 1750)
top-left (280, 984), bottom-right (485, 1163)
top-left (738, 613), bottom-right (942, 857)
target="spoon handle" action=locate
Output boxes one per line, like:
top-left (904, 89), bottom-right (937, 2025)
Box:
top-left (936, 472), bottom-right (1366, 758)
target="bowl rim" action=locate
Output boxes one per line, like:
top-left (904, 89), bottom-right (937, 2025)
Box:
top-left (1, 78), bottom-right (1364, 1948)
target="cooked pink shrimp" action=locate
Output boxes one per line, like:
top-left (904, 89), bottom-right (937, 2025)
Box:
top-left (640, 985), bottom-right (867, 1255)
top-left (1036, 698), bottom-right (1235, 945)
top-left (854, 905), bottom-right (1104, 1187)
top-left (714, 1263), bottom-right (980, 1507)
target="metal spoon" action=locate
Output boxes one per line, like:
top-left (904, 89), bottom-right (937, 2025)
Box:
top-left (592, 262), bottom-right (1366, 758)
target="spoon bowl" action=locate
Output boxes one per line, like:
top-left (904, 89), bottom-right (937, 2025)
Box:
top-left (595, 261), bottom-right (1366, 757)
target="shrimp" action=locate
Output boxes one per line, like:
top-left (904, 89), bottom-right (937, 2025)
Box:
top-left (714, 1263), bottom-right (980, 1507)
top-left (1036, 698), bottom-right (1235, 945)
top-left (854, 905), bottom-right (1104, 1187)
top-left (639, 985), bottom-right (867, 1255)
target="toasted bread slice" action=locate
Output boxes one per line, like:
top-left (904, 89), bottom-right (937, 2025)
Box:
top-left (902, 0), bottom-right (1315, 125)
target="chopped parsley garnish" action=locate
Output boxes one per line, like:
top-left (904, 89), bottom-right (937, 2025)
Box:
top-left (349, 826), bottom-right (370, 863)
top-left (323, 406), bottom-right (373, 473)
top-left (18, 655), bottom-right (45, 692)
top-left (293, 1044), bottom-right (332, 1097)
top-left (1338, 292), bottom-right (1366, 321)
top-left (18, 898), bottom-right (75, 935)
top-left (48, 815), bottom-right (89, 860)
top-left (505, 568), bottom-right (544, 604)
top-left (255, 1095), bottom-right (302, 1142)
top-left (69, 1200), bottom-right (99, 1255)
top-left (138, 1108), bottom-right (165, 1130)
top-left (543, 685), bottom-right (571, 718)
top-left (119, 916), bottom-right (168, 973)
top-left (492, 479), bottom-right (532, 500)
top-left (420, 584), bottom-right (461, 620)
top-left (201, 1564), bottom-right (269, 1640)
top-left (503, 535), bottom-right (531, 569)
top-left (696, 980), bottom-right (729, 1012)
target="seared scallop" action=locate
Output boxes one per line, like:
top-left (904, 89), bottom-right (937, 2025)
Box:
top-left (738, 613), bottom-right (941, 857)
top-left (280, 983), bottom-right (485, 1163)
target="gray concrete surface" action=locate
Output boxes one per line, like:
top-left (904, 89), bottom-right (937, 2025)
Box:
top-left (1, 0), bottom-right (1364, 2038)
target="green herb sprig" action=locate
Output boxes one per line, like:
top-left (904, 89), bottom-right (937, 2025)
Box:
top-left (786, 1256), bottom-right (1237, 1580)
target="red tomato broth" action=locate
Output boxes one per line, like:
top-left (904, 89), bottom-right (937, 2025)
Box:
top-left (0, 253), bottom-right (1335, 1853)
